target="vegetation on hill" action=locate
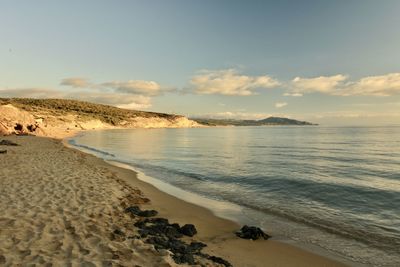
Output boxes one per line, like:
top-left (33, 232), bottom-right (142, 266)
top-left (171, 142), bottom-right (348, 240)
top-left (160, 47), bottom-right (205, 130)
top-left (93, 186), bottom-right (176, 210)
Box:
top-left (0, 98), bottom-right (181, 126)
top-left (258, 117), bottom-right (314, 125)
top-left (191, 117), bottom-right (316, 126)
top-left (0, 98), bottom-right (315, 127)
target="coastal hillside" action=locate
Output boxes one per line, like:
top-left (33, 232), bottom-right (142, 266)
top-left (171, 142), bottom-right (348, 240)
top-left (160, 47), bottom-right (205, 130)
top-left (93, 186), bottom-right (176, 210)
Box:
top-left (0, 98), bottom-right (200, 138)
top-left (192, 117), bottom-right (316, 126)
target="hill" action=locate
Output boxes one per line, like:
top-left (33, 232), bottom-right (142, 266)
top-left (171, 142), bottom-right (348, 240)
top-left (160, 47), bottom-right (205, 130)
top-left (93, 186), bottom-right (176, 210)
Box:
top-left (0, 98), bottom-right (199, 138)
top-left (191, 117), bottom-right (316, 126)
top-left (0, 98), bottom-right (181, 125)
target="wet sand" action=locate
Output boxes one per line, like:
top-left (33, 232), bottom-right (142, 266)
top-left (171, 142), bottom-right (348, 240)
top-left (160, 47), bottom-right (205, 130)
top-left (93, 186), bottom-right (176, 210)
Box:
top-left (107, 158), bottom-right (350, 267)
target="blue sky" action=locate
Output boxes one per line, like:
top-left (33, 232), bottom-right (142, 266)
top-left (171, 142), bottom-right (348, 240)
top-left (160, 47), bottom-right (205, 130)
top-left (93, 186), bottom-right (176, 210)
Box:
top-left (1, 0), bottom-right (400, 125)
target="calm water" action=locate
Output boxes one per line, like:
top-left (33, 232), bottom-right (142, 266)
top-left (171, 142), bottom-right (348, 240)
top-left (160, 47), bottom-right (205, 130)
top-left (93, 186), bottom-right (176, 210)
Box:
top-left (69, 126), bottom-right (400, 266)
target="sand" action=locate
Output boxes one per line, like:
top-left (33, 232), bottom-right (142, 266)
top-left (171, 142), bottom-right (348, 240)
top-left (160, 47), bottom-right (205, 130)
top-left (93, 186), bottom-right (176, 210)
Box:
top-left (0, 136), bottom-right (176, 266)
top-left (0, 135), bottom-right (349, 266)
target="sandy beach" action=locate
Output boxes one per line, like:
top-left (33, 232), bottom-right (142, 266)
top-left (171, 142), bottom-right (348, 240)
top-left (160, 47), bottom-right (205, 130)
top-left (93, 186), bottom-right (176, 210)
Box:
top-left (2, 1), bottom-right (399, 265)
top-left (0, 135), bottom-right (348, 266)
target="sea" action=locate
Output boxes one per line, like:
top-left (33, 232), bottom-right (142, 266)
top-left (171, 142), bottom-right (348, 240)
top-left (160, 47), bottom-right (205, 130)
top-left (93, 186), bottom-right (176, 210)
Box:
top-left (68, 126), bottom-right (400, 266)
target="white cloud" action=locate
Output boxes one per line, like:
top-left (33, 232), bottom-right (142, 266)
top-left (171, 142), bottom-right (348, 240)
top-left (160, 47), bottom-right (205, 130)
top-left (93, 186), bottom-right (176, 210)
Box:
top-left (101, 80), bottom-right (161, 96)
top-left (68, 92), bottom-right (152, 110)
top-left (61, 77), bottom-right (164, 96)
top-left (284, 92), bottom-right (303, 97)
top-left (291, 75), bottom-right (348, 94)
top-left (275, 102), bottom-right (288, 108)
top-left (289, 73), bottom-right (400, 96)
top-left (116, 96), bottom-right (152, 110)
top-left (60, 77), bottom-right (91, 88)
top-left (56, 76), bottom-right (169, 109)
top-left (191, 69), bottom-right (280, 96)
top-left (345, 73), bottom-right (400, 96)
top-left (0, 88), bottom-right (152, 110)
top-left (2, 75), bottom-right (173, 110)
top-left (0, 88), bottom-right (64, 99)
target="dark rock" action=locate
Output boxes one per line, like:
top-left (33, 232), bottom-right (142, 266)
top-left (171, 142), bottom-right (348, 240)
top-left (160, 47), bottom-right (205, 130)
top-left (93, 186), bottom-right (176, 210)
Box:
top-left (179, 224), bottom-right (197, 237)
top-left (0, 150), bottom-right (6, 154)
top-left (139, 209), bottom-right (158, 217)
top-left (147, 236), bottom-right (169, 249)
top-left (170, 223), bottom-right (180, 230)
top-left (146, 225), bottom-right (165, 236)
top-left (14, 123), bottom-right (23, 131)
top-left (136, 218), bottom-right (175, 234)
top-left (27, 124), bottom-right (39, 132)
top-left (207, 255), bottom-right (233, 267)
top-left (236, 225), bottom-right (270, 240)
top-left (146, 217), bottom-right (169, 225)
top-left (172, 253), bottom-right (195, 265)
top-left (164, 225), bottom-right (183, 239)
top-left (125, 206), bottom-right (141, 215)
top-left (134, 216), bottom-right (229, 266)
top-left (147, 235), bottom-right (194, 256)
top-left (135, 218), bottom-right (180, 238)
top-left (0, 140), bottom-right (18, 146)
top-left (138, 229), bottom-right (150, 238)
top-left (188, 241), bottom-right (207, 253)
top-left (125, 206), bottom-right (158, 217)
top-left (133, 220), bottom-right (146, 228)
top-left (167, 238), bottom-right (188, 254)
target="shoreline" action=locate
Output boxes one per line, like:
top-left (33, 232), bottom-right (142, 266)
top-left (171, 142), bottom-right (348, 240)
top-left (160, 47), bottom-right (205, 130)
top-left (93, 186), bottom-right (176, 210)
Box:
top-left (105, 160), bottom-right (359, 266)
top-left (0, 133), bottom-right (351, 266)
top-left (64, 135), bottom-right (353, 266)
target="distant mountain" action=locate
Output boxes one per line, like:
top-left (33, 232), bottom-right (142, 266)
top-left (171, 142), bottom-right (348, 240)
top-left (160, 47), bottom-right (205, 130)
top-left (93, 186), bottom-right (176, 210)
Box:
top-left (258, 117), bottom-right (315, 125)
top-left (192, 116), bottom-right (316, 126)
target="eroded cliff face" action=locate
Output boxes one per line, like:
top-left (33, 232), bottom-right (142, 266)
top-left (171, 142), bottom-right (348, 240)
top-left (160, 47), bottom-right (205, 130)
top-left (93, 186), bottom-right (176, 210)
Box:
top-left (0, 104), bottom-right (202, 139)
top-left (0, 104), bottom-right (38, 135)
top-left (131, 116), bottom-right (200, 128)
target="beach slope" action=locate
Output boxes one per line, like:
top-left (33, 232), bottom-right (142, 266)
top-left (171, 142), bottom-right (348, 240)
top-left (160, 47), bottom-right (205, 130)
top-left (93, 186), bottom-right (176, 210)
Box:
top-left (0, 135), bottom-right (347, 266)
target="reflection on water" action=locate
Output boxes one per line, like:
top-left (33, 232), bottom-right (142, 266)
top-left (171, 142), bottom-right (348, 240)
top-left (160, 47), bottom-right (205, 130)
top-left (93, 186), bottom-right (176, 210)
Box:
top-left (107, 160), bottom-right (248, 224)
top-left (70, 126), bottom-right (400, 266)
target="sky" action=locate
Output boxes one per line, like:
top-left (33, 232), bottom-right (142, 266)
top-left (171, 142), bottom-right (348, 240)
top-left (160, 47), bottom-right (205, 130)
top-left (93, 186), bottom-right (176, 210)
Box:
top-left (1, 0), bottom-right (400, 126)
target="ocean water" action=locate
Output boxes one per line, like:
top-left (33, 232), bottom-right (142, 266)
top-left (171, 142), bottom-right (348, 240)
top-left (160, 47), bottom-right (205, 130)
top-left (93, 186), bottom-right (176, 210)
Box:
top-left (69, 126), bottom-right (400, 266)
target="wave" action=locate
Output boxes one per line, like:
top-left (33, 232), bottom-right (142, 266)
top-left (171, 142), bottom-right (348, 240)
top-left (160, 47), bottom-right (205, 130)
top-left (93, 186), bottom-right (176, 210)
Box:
top-left (122, 162), bottom-right (209, 182)
top-left (120, 160), bottom-right (400, 255)
top-left (68, 139), bottom-right (115, 157)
